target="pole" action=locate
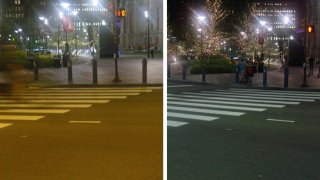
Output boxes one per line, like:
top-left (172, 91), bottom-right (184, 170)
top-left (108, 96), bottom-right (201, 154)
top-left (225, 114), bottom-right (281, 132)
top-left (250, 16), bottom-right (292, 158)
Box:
top-left (201, 32), bottom-right (205, 82)
top-left (301, 1), bottom-right (308, 87)
top-left (58, 22), bottom-right (60, 56)
top-left (113, 0), bottom-right (121, 82)
top-left (142, 58), bottom-right (147, 83)
top-left (147, 0), bottom-right (150, 58)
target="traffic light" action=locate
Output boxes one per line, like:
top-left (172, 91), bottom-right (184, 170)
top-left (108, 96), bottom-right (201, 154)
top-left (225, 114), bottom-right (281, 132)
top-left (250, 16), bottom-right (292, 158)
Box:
top-left (307, 25), bottom-right (315, 33)
top-left (116, 8), bottom-right (126, 17)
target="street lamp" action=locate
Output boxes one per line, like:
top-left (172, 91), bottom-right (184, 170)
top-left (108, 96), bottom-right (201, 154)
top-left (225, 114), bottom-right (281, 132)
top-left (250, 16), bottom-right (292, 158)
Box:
top-left (144, 10), bottom-right (150, 58)
top-left (72, 11), bottom-right (78, 61)
top-left (197, 15), bottom-right (206, 82)
top-left (39, 16), bottom-right (48, 53)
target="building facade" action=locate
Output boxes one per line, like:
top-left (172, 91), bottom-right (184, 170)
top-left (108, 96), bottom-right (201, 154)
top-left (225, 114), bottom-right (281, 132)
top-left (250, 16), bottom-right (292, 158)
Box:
top-left (0, 0), bottom-right (163, 54)
top-left (120, 0), bottom-right (163, 51)
top-left (254, 1), bottom-right (297, 42)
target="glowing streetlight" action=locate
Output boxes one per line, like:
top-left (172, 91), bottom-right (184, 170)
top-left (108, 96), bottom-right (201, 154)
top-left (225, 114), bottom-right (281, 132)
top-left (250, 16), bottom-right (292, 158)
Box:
top-left (92, 0), bottom-right (98, 7)
top-left (144, 10), bottom-right (150, 58)
top-left (259, 21), bottom-right (267, 26)
top-left (197, 15), bottom-right (206, 82)
top-left (61, 2), bottom-right (70, 9)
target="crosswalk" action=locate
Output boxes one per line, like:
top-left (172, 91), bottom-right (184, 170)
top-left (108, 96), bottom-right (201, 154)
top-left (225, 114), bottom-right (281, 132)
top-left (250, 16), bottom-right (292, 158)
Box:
top-left (167, 88), bottom-right (320, 127)
top-left (0, 86), bottom-right (162, 129)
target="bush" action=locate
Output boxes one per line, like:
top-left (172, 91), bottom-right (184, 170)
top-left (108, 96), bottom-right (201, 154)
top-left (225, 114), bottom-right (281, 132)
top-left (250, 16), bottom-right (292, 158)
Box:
top-left (0, 49), bottom-right (57, 70)
top-left (190, 55), bottom-right (236, 74)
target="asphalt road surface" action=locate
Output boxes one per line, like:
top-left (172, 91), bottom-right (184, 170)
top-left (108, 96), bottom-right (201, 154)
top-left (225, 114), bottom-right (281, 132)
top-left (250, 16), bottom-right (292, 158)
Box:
top-left (0, 86), bottom-right (163, 180)
top-left (167, 82), bottom-right (320, 179)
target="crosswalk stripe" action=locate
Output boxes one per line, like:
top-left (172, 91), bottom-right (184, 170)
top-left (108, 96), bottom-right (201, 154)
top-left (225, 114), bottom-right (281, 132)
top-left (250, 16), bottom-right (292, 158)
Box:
top-left (168, 112), bottom-right (219, 121)
top-left (212, 90), bottom-right (320, 99)
top-left (168, 97), bottom-right (285, 108)
top-left (41, 87), bottom-right (162, 90)
top-left (69, 121), bottom-right (101, 124)
top-left (0, 104), bottom-right (92, 108)
top-left (0, 100), bottom-right (112, 103)
top-left (190, 92), bottom-right (315, 102)
top-left (168, 94), bottom-right (299, 105)
top-left (229, 88), bottom-right (320, 96)
top-left (0, 109), bottom-right (70, 114)
top-left (0, 115), bottom-right (44, 121)
top-left (266, 118), bottom-right (295, 123)
top-left (0, 96), bottom-right (128, 100)
top-left (19, 90), bottom-right (153, 93)
top-left (167, 85), bottom-right (194, 88)
top-left (2, 93), bottom-right (140, 96)
top-left (168, 106), bottom-right (244, 116)
top-left (168, 101), bottom-right (266, 112)
top-left (0, 123), bottom-right (13, 128)
top-left (167, 120), bottom-right (189, 127)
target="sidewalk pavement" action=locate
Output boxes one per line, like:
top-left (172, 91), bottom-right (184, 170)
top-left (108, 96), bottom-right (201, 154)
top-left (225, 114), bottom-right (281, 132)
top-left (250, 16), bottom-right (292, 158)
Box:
top-left (26, 56), bottom-right (163, 86)
top-left (168, 63), bottom-right (320, 90)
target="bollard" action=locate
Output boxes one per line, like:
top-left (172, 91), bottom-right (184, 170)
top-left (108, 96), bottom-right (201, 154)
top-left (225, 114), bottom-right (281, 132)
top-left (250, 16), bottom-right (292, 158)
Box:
top-left (182, 65), bottom-right (187, 80)
top-left (235, 67), bottom-right (239, 83)
top-left (67, 57), bottom-right (73, 84)
top-left (201, 65), bottom-right (206, 82)
top-left (142, 58), bottom-right (147, 84)
top-left (33, 58), bottom-right (38, 81)
top-left (168, 63), bottom-right (171, 78)
top-left (284, 67), bottom-right (289, 88)
top-left (263, 66), bottom-right (267, 87)
top-left (92, 58), bottom-right (98, 84)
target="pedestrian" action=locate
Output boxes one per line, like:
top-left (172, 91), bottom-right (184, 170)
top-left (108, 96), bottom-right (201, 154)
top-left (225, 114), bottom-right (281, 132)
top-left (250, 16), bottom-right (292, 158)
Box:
top-left (151, 45), bottom-right (154, 58)
top-left (308, 54), bottom-right (315, 76)
top-left (238, 59), bottom-right (246, 82)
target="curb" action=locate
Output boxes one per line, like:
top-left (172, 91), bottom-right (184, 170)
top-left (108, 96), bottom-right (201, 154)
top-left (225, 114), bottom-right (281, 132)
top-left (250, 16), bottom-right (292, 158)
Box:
top-left (28, 83), bottom-right (163, 88)
top-left (168, 78), bottom-right (320, 92)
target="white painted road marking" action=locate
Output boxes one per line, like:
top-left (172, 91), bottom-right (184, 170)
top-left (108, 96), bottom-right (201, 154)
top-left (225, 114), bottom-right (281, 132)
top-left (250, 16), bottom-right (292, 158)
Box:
top-left (266, 118), bottom-right (295, 123)
top-left (229, 88), bottom-right (320, 96)
top-left (203, 90), bottom-right (320, 100)
top-left (167, 96), bottom-right (285, 108)
top-left (167, 120), bottom-right (189, 127)
top-left (167, 85), bottom-right (194, 88)
top-left (0, 96), bottom-right (128, 100)
top-left (167, 112), bottom-right (219, 121)
top-left (0, 104), bottom-right (93, 108)
top-left (0, 100), bottom-right (112, 103)
top-left (3, 93), bottom-right (141, 96)
top-left (168, 106), bottom-right (244, 116)
top-left (69, 121), bottom-right (101, 124)
top-left (182, 92), bottom-right (314, 102)
top-left (0, 115), bottom-right (44, 121)
top-left (168, 93), bottom-right (300, 105)
top-left (168, 101), bottom-right (266, 112)
top-left (0, 123), bottom-right (13, 128)
top-left (0, 109), bottom-right (70, 114)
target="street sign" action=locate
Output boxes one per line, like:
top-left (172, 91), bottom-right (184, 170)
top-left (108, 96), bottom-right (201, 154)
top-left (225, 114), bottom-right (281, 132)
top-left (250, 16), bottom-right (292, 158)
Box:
top-left (62, 16), bottom-right (74, 33)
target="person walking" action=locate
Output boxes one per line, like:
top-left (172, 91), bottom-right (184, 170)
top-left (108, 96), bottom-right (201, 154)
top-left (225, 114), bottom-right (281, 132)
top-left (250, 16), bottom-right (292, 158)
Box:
top-left (150, 45), bottom-right (155, 58)
top-left (238, 59), bottom-right (246, 82)
top-left (309, 54), bottom-right (315, 76)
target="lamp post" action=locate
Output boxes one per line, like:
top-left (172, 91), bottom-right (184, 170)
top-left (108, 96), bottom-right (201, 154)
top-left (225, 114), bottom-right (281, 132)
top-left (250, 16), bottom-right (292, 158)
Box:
top-left (112, 0), bottom-right (121, 82)
top-left (72, 10), bottom-right (78, 61)
top-left (197, 15), bottom-right (206, 82)
top-left (39, 16), bottom-right (48, 54)
top-left (144, 5), bottom-right (150, 58)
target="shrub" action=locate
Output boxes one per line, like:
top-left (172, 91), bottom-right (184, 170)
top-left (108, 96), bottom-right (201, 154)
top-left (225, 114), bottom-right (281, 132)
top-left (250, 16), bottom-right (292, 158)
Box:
top-left (190, 55), bottom-right (236, 74)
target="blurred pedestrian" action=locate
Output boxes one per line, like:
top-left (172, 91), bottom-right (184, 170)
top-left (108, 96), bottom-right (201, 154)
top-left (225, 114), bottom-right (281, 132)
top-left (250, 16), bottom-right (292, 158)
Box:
top-left (238, 59), bottom-right (246, 82)
top-left (151, 45), bottom-right (154, 58)
top-left (309, 54), bottom-right (315, 76)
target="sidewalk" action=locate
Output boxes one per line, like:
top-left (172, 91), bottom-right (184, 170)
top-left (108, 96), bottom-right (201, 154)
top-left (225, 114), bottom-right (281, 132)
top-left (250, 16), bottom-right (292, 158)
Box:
top-left (27, 55), bottom-right (163, 86)
top-left (168, 63), bottom-right (320, 90)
